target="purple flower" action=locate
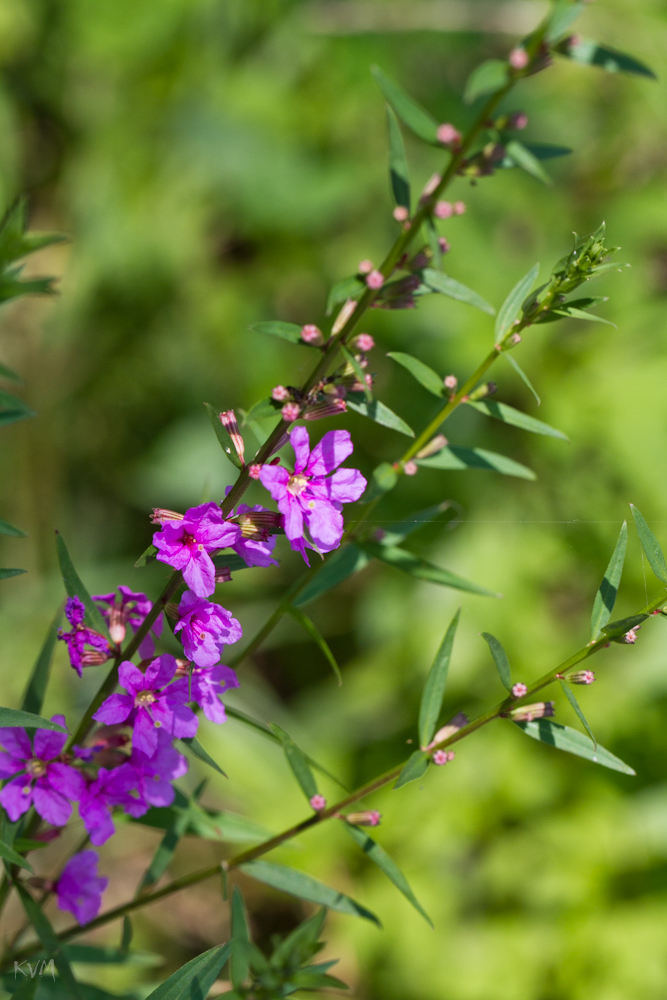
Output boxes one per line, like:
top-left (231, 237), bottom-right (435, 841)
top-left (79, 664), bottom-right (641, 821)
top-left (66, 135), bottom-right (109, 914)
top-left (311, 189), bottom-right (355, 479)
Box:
top-left (56, 850), bottom-right (108, 925)
top-left (0, 715), bottom-right (85, 826)
top-left (153, 502), bottom-right (241, 598)
top-left (92, 655), bottom-right (198, 758)
top-left (123, 734), bottom-right (188, 816)
top-left (79, 763), bottom-right (138, 846)
top-left (259, 427), bottom-right (366, 563)
top-left (231, 503), bottom-right (279, 569)
top-left (173, 591), bottom-right (242, 667)
top-left (58, 597), bottom-right (110, 677)
top-left (93, 586), bottom-right (163, 658)
top-left (188, 663), bottom-right (239, 724)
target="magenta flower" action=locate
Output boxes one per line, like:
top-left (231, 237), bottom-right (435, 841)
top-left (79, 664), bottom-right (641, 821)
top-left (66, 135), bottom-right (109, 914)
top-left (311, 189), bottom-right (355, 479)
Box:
top-left (188, 663), bottom-right (239, 724)
top-left (232, 504), bottom-right (279, 569)
top-left (153, 502), bottom-right (241, 598)
top-left (93, 586), bottom-right (163, 658)
top-left (92, 655), bottom-right (198, 758)
top-left (173, 591), bottom-right (242, 667)
top-left (58, 596), bottom-right (110, 677)
top-left (79, 764), bottom-right (138, 846)
top-left (0, 715), bottom-right (85, 826)
top-left (259, 427), bottom-right (366, 563)
top-left (124, 734), bottom-right (188, 816)
top-left (56, 850), bottom-right (108, 925)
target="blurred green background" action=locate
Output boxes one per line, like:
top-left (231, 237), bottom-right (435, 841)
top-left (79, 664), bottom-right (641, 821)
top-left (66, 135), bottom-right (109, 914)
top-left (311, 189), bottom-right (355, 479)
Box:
top-left (1, 0), bottom-right (667, 996)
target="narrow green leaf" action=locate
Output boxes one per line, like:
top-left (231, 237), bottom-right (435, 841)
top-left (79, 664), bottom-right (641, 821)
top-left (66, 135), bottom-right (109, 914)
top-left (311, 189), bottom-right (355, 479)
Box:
top-left (545, 0), bottom-right (586, 43)
top-left (270, 908), bottom-right (327, 966)
top-left (558, 37), bottom-right (656, 79)
top-left (213, 553), bottom-right (254, 574)
top-left (550, 305), bottom-right (615, 326)
top-left (505, 140), bottom-right (553, 185)
top-left (514, 718), bottom-right (635, 775)
top-left (418, 609), bottom-right (461, 747)
top-left (121, 916), bottom-right (133, 955)
top-left (590, 521), bottom-right (627, 639)
top-left (378, 500), bottom-right (458, 547)
top-left (394, 750), bottom-right (429, 788)
top-left (294, 544), bottom-right (369, 607)
top-left (464, 58), bottom-right (509, 103)
top-left (495, 263), bottom-right (540, 339)
top-left (482, 632), bottom-right (512, 692)
top-left (325, 276), bottom-right (364, 316)
top-left (230, 885), bottom-right (250, 991)
top-left (0, 567), bottom-right (26, 580)
top-left (178, 736), bottom-right (227, 777)
top-left (503, 352), bottom-right (541, 405)
top-left (371, 65), bottom-right (438, 144)
top-left (0, 517), bottom-right (26, 537)
top-left (130, 796), bottom-right (274, 844)
top-left (55, 531), bottom-right (108, 633)
top-left (387, 352), bottom-right (443, 397)
top-left (345, 823), bottom-right (432, 925)
top-left (0, 389), bottom-right (33, 413)
top-left (138, 797), bottom-right (195, 892)
top-left (268, 722), bottom-right (319, 800)
top-left (287, 606), bottom-right (342, 685)
top-left (11, 974), bottom-right (39, 999)
top-left (135, 543), bottom-right (158, 568)
top-left (386, 106), bottom-right (410, 209)
top-left (560, 680), bottom-right (596, 747)
top-left (601, 613), bottom-right (648, 640)
top-left (249, 321), bottom-right (303, 344)
top-left (521, 142), bottom-right (573, 160)
top-left (0, 709), bottom-right (66, 732)
top-left (416, 444), bottom-right (536, 480)
top-left (0, 361), bottom-right (21, 382)
top-left (145, 943), bottom-right (231, 1000)
top-left (360, 541), bottom-right (498, 597)
top-left (0, 409), bottom-right (34, 428)
top-left (14, 881), bottom-right (83, 1000)
top-left (0, 838), bottom-right (33, 872)
top-left (244, 398), bottom-right (282, 423)
top-left (422, 268), bottom-right (495, 315)
top-left (240, 860), bottom-right (381, 924)
top-left (21, 610), bottom-right (61, 716)
top-left (346, 394), bottom-right (414, 437)
top-left (631, 504), bottom-right (667, 584)
top-left (468, 399), bottom-right (568, 440)
top-left (341, 346), bottom-right (372, 402)
top-left (204, 402), bottom-right (243, 470)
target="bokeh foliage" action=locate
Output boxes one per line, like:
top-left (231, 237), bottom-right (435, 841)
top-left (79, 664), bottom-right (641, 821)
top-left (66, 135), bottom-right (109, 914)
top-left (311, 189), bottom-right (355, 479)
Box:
top-left (1, 0), bottom-right (667, 997)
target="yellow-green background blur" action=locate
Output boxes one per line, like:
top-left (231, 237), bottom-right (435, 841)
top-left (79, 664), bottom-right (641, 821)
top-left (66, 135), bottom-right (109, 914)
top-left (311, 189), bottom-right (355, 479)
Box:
top-left (1, 0), bottom-right (667, 997)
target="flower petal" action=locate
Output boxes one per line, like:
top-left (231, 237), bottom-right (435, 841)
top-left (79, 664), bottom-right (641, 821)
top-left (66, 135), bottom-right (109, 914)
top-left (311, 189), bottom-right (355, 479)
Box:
top-left (118, 660), bottom-right (146, 696)
top-left (290, 425), bottom-right (311, 473)
top-left (316, 467), bottom-right (367, 504)
top-left (92, 693), bottom-right (133, 726)
top-left (182, 551), bottom-right (216, 598)
top-left (47, 762), bottom-right (86, 802)
top-left (145, 653), bottom-right (177, 689)
top-left (132, 710), bottom-right (158, 757)
top-left (33, 781), bottom-right (72, 826)
top-left (259, 464), bottom-right (290, 502)
top-left (0, 727), bottom-right (31, 762)
top-left (306, 429), bottom-right (353, 477)
top-left (0, 776), bottom-right (33, 821)
top-left (33, 716), bottom-right (68, 762)
top-left (306, 501), bottom-right (344, 552)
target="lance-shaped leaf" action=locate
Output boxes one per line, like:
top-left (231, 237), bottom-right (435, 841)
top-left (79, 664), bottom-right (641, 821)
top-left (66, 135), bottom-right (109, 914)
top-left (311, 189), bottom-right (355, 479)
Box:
top-left (138, 784), bottom-right (205, 892)
top-left (294, 544), bottom-right (369, 607)
top-left (418, 609), bottom-right (461, 748)
top-left (249, 320), bottom-right (304, 344)
top-left (20, 609), bottom-right (61, 716)
top-left (545, 0), bottom-right (586, 43)
top-left (496, 263), bottom-right (539, 339)
top-left (422, 268), bottom-right (495, 315)
top-left (0, 838), bottom-right (33, 873)
top-left (503, 352), bottom-right (541, 405)
top-left (204, 402), bottom-right (243, 470)
top-left (464, 58), bottom-right (509, 103)
top-left (341, 345), bottom-right (372, 402)
top-left (630, 504), bottom-right (667, 584)
top-left (0, 360), bottom-right (21, 381)
top-left (560, 680), bottom-right (596, 747)
top-left (240, 860), bottom-right (381, 924)
top-left (55, 531), bottom-right (107, 633)
top-left (0, 567), bottom-right (26, 580)
top-left (387, 352), bottom-right (443, 397)
top-left (514, 718), bottom-right (635, 775)
top-left (0, 709), bottom-right (66, 732)
top-left (521, 142), bottom-right (573, 161)
top-left (557, 37), bottom-right (656, 79)
top-left (14, 881), bottom-right (82, 1000)
top-left (230, 885), bottom-right (250, 991)
top-left (360, 541), bottom-right (498, 597)
top-left (482, 632), bottom-right (512, 692)
top-left (287, 605), bottom-right (342, 684)
top-left (394, 750), bottom-right (429, 788)
top-left (244, 397), bottom-right (282, 423)
top-left (178, 736), bottom-right (226, 777)
top-left (0, 517), bottom-right (26, 537)
top-left (135, 543), bottom-right (158, 568)
top-left (416, 444), bottom-right (536, 480)
top-left (145, 942), bottom-right (231, 1000)
top-left (0, 389), bottom-right (34, 427)
top-left (345, 823), bottom-right (432, 925)
top-left (468, 399), bottom-right (567, 440)
top-left (386, 106), bottom-right (410, 209)
top-left (371, 65), bottom-right (438, 144)
top-left (377, 500), bottom-right (459, 547)
top-left (346, 393), bottom-right (414, 437)
top-left (132, 794), bottom-right (273, 845)
top-left (505, 140), bottom-right (552, 185)
top-left (548, 305), bottom-right (615, 326)
top-left (601, 613), bottom-right (648, 641)
top-left (268, 723), bottom-right (319, 801)
top-left (590, 521), bottom-right (627, 639)
top-left (326, 275), bottom-right (364, 316)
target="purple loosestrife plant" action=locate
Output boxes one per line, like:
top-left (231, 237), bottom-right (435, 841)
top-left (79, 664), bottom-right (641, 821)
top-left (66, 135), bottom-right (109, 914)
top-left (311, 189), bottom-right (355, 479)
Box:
top-left (55, 851), bottom-right (108, 925)
top-left (93, 586), bottom-right (164, 657)
top-left (173, 590), bottom-right (242, 667)
top-left (58, 596), bottom-right (110, 676)
top-left (153, 502), bottom-right (240, 597)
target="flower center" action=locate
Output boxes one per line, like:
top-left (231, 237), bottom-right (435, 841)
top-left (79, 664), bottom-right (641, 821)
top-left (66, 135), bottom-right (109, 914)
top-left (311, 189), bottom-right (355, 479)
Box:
top-left (134, 690), bottom-right (157, 708)
top-left (182, 532), bottom-right (196, 548)
top-left (26, 758), bottom-right (47, 778)
top-left (287, 473), bottom-right (309, 496)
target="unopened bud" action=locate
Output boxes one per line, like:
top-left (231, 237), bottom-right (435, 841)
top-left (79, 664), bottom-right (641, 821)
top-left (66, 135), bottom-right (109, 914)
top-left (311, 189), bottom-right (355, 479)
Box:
top-left (301, 324), bottom-right (324, 347)
top-left (444, 374), bottom-right (457, 391)
top-left (354, 333), bottom-right (375, 352)
top-left (468, 382), bottom-right (497, 401)
top-left (453, 201), bottom-right (466, 215)
top-left (27, 876), bottom-right (55, 892)
top-left (150, 508), bottom-right (184, 525)
top-left (416, 434), bottom-right (448, 460)
top-left (510, 333), bottom-right (522, 345)
top-left (393, 205), bottom-right (409, 222)
top-left (511, 682), bottom-right (528, 698)
top-left (423, 712), bottom-right (469, 751)
top-left (281, 402), bottom-right (301, 422)
top-left (174, 658), bottom-right (191, 676)
top-left (332, 298), bottom-right (357, 335)
top-left (403, 461), bottom-right (418, 476)
top-left (108, 607), bottom-right (126, 645)
top-left (165, 603), bottom-right (180, 621)
top-left (439, 237), bottom-right (450, 254)
top-left (358, 259), bottom-right (374, 274)
top-left (436, 123), bottom-right (461, 145)
top-left (303, 398), bottom-right (348, 420)
top-left (568, 670), bottom-right (595, 685)
top-left (271, 385), bottom-right (290, 402)
top-left (617, 627), bottom-right (639, 644)
top-left (503, 701), bottom-right (555, 722)
top-left (310, 794), bottom-right (327, 811)
top-left (433, 749), bottom-right (455, 765)
top-left (434, 200), bottom-right (453, 219)
top-left (509, 112), bottom-right (528, 130)
top-left (366, 269), bottom-right (384, 290)
top-left (509, 47), bottom-right (529, 70)
top-left (345, 810), bottom-right (381, 827)
top-left (421, 173), bottom-right (442, 199)
top-left (220, 410), bottom-right (245, 465)
top-left (80, 650), bottom-right (110, 666)
top-left (214, 567), bottom-right (232, 584)
top-left (248, 463), bottom-right (262, 480)
top-left (235, 510), bottom-right (283, 537)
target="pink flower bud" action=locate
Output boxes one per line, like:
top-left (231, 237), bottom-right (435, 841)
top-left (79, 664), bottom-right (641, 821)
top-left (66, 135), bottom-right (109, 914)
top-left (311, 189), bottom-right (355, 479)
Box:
top-left (281, 402), bottom-right (301, 422)
top-left (434, 200), bottom-right (453, 219)
top-left (569, 670), bottom-right (595, 685)
top-left (393, 205), bottom-right (409, 222)
top-left (150, 508), bottom-right (184, 524)
top-left (509, 47), bottom-right (529, 70)
top-left (214, 566), bottom-right (232, 584)
top-left (433, 749), bottom-right (455, 765)
top-left (332, 298), bottom-right (357, 335)
top-left (403, 461), bottom-right (418, 476)
top-left (358, 259), bottom-right (374, 274)
top-left (421, 173), bottom-right (442, 199)
top-left (310, 794), bottom-right (327, 811)
top-left (439, 237), bottom-right (450, 254)
top-left (510, 112), bottom-right (529, 130)
top-left (621, 628), bottom-right (638, 644)
top-left (436, 123), bottom-right (461, 145)
top-left (503, 701), bottom-right (555, 722)
top-left (444, 374), bottom-right (457, 391)
top-left (220, 409), bottom-right (245, 465)
top-left (346, 810), bottom-right (381, 827)
top-left (453, 201), bottom-right (466, 215)
top-left (271, 385), bottom-right (290, 402)
top-left (510, 332), bottom-right (522, 345)
top-left (248, 463), bottom-right (262, 480)
top-left (512, 682), bottom-right (528, 698)
top-left (301, 324), bottom-right (324, 346)
top-left (303, 398), bottom-right (347, 420)
top-left (108, 608), bottom-right (126, 645)
top-left (416, 434), bottom-right (448, 460)
top-left (423, 712), bottom-right (469, 751)
top-left (354, 333), bottom-right (375, 352)
top-left (365, 270), bottom-right (384, 290)
top-left (80, 650), bottom-right (110, 666)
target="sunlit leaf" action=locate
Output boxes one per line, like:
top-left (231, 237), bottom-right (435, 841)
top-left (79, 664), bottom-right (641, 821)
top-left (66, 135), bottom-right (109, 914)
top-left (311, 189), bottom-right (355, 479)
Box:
top-left (287, 606), bottom-right (342, 684)
top-left (514, 718), bottom-right (635, 774)
top-left (249, 320), bottom-right (303, 344)
top-left (464, 58), bottom-right (509, 103)
top-left (601, 613), bottom-right (648, 640)
top-left (422, 268), bottom-right (495, 315)
top-left (496, 263), bottom-right (539, 339)
top-left (630, 504), bottom-right (667, 584)
top-left (371, 65), bottom-right (438, 144)
top-left (361, 541), bottom-right (498, 597)
top-left (416, 444), bottom-right (536, 480)
top-left (482, 632), bottom-right (512, 692)
top-left (386, 106), bottom-right (410, 209)
top-left (557, 37), bottom-right (656, 79)
top-left (134, 543), bottom-right (158, 568)
top-left (468, 399), bottom-right (567, 439)
top-left (0, 709), bottom-right (66, 732)
top-left (345, 823), bottom-right (432, 925)
top-left (346, 393), bottom-right (414, 437)
top-left (590, 521), bottom-right (627, 639)
top-left (545, 0), bottom-right (586, 43)
top-left (268, 722), bottom-right (319, 800)
top-left (240, 860), bottom-right (381, 924)
top-left (387, 352), bottom-right (443, 397)
top-left (418, 609), bottom-right (460, 748)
